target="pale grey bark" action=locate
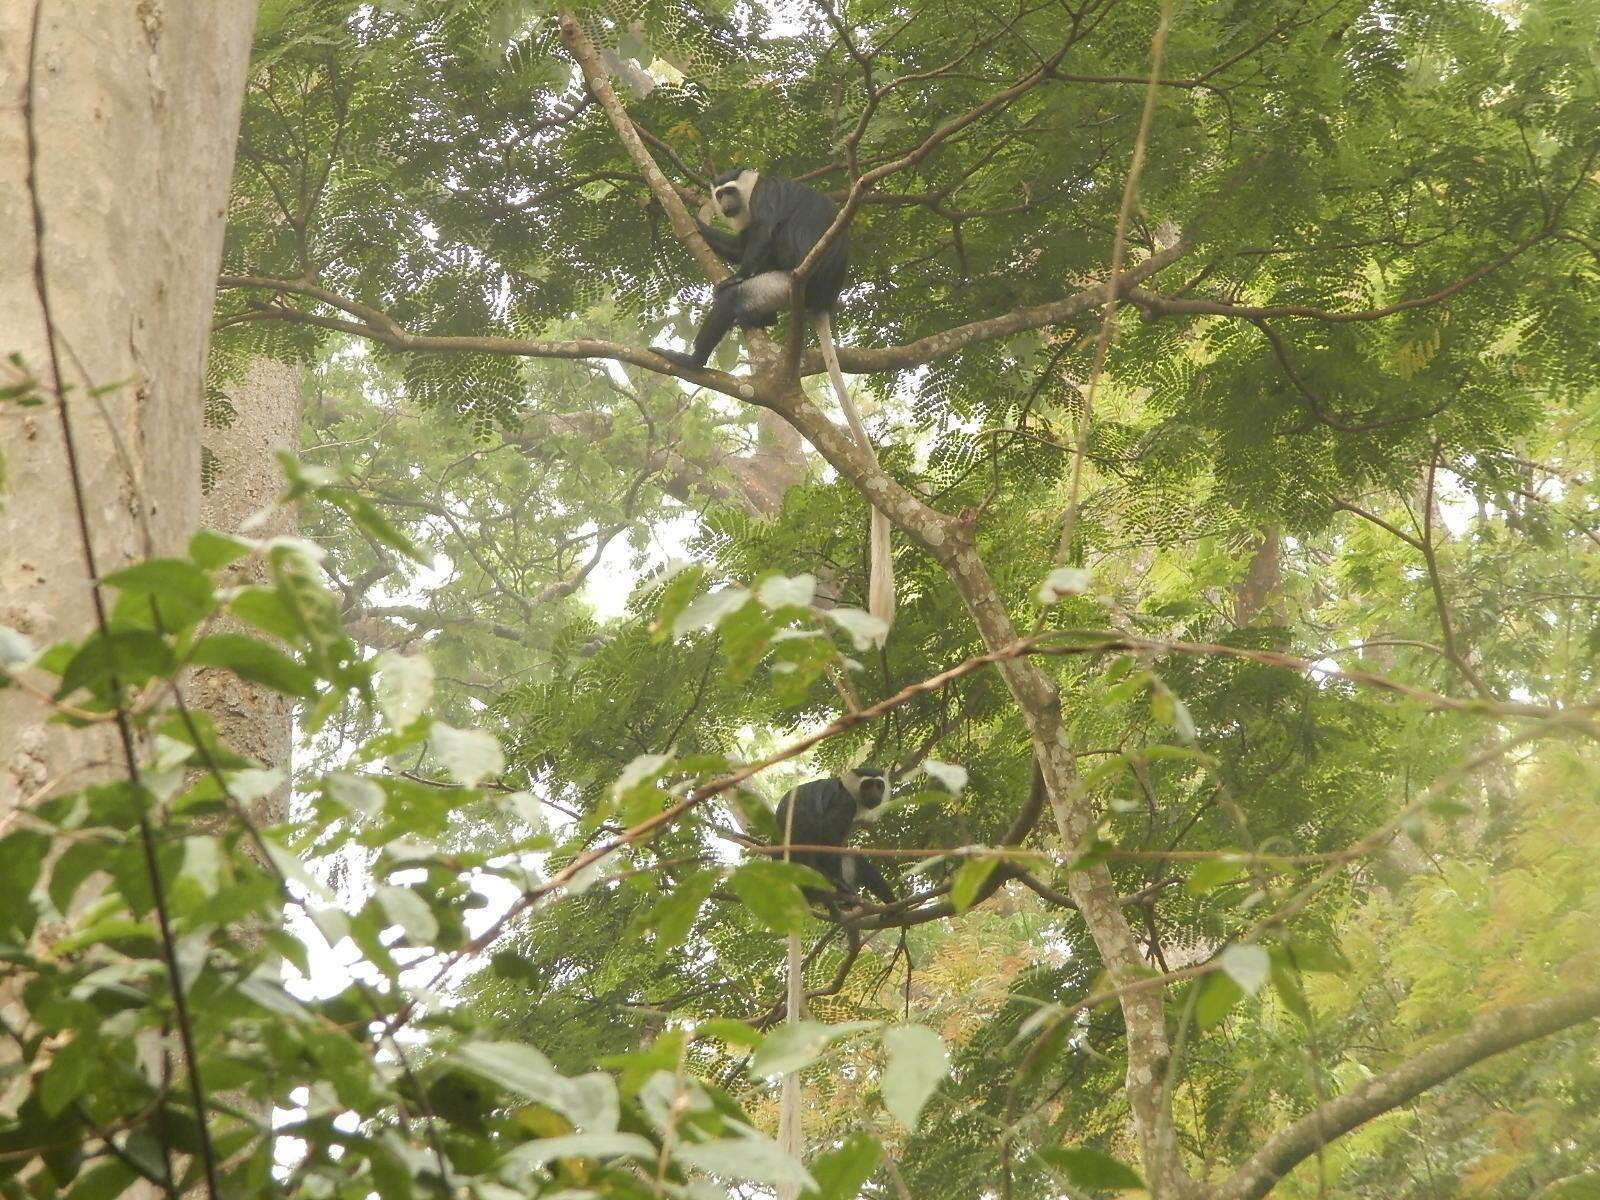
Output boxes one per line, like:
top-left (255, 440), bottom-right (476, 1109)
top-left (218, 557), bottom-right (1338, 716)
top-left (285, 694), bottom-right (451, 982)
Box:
top-left (0, 2), bottom-right (258, 807)
top-left (194, 356), bottom-right (301, 825)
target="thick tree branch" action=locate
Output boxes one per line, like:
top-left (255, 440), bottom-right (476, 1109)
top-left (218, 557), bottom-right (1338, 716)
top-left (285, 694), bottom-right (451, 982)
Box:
top-left (555, 12), bottom-right (725, 281)
top-left (1214, 981), bottom-right (1600, 1200)
top-left (803, 242), bottom-right (1190, 374)
top-left (1124, 226), bottom-right (1550, 323)
top-left (217, 274), bottom-right (755, 400)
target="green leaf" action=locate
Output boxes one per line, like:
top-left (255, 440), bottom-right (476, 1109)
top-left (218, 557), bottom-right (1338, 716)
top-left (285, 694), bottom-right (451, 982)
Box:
top-left (695, 1018), bottom-right (763, 1049)
top-left (65, 1159), bottom-right (138, 1200)
top-left (55, 629), bottom-right (174, 699)
top-left (950, 857), bottom-right (999, 913)
top-left (374, 651), bottom-right (434, 730)
top-left (374, 884), bottom-right (439, 945)
top-left (1195, 972), bottom-right (1243, 1031)
top-left (635, 868), bottom-right (718, 952)
top-left (730, 861), bottom-right (816, 934)
top-left (1184, 856), bottom-right (1247, 896)
top-left (1220, 944), bottom-right (1271, 995)
top-left (49, 839), bottom-right (113, 916)
top-left (0, 829), bottom-right (49, 939)
top-left (189, 633), bottom-right (316, 697)
top-left (237, 973), bottom-right (314, 1022)
top-left (103, 558), bottom-right (216, 631)
top-left (453, 1042), bottom-right (618, 1132)
top-left (228, 587), bottom-right (303, 641)
top-left (321, 485), bottom-right (426, 564)
top-left (675, 1135), bottom-right (815, 1192)
top-left (188, 530), bottom-right (252, 571)
top-left (503, 1132), bottom-right (656, 1170)
top-left (1038, 1146), bottom-right (1144, 1191)
top-left (1270, 956), bottom-right (1311, 1020)
top-left (751, 1020), bottom-right (877, 1077)
top-left (881, 1024), bottom-right (949, 1128)
top-left (39, 1036), bottom-right (94, 1116)
top-left (649, 563), bottom-right (707, 639)
top-left (1280, 939), bottom-right (1350, 975)
top-left (807, 1131), bottom-right (882, 1200)
top-left (429, 723), bottom-right (503, 787)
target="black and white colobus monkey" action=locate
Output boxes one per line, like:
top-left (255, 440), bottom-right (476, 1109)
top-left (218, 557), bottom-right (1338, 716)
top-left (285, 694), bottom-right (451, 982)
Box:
top-left (654, 169), bottom-right (849, 371)
top-left (655, 168), bottom-right (896, 627)
top-left (773, 767), bottom-right (895, 906)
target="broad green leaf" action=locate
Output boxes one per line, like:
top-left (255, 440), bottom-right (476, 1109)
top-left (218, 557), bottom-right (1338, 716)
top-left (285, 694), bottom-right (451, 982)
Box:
top-left (188, 530), bottom-right (252, 570)
top-left (921, 759), bottom-right (969, 792)
top-left (751, 1020), bottom-right (877, 1077)
top-left (65, 1159), bottom-right (139, 1200)
top-left (1038, 1146), bottom-right (1144, 1191)
top-left (190, 633), bottom-right (317, 697)
top-left (673, 585), bottom-right (752, 636)
top-left (430, 723), bottom-right (503, 787)
top-left (237, 972), bottom-right (314, 1022)
top-left (1220, 944), bottom-right (1270, 995)
top-left (38, 1036), bottom-right (93, 1116)
top-left (326, 772), bottom-right (385, 818)
top-left (1037, 566), bottom-right (1092, 604)
top-left (453, 1042), bottom-right (617, 1132)
top-left (375, 884), bottom-right (439, 945)
top-left (695, 1018), bottom-right (763, 1049)
top-left (807, 1131), bottom-right (882, 1200)
top-left (56, 629), bottom-right (174, 699)
top-left (103, 558), bottom-right (216, 631)
top-left (374, 650), bottom-right (434, 730)
top-left (1195, 972), bottom-right (1244, 1031)
top-left (502, 1132), bottom-right (655, 1170)
top-left (822, 606), bottom-right (888, 650)
top-left (228, 587), bottom-right (302, 641)
top-left (636, 868), bottom-right (718, 952)
top-left (756, 572), bottom-right (816, 609)
top-left (1184, 857), bottom-right (1247, 896)
top-left (730, 861), bottom-right (814, 934)
top-left (950, 856), bottom-right (999, 913)
top-left (0, 625), bottom-right (36, 668)
top-left (881, 1024), bottom-right (949, 1128)
top-left (675, 1135), bottom-right (815, 1192)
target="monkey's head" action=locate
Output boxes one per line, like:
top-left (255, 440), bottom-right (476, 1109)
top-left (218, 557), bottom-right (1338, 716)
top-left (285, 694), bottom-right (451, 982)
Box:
top-left (841, 767), bottom-right (888, 811)
top-left (712, 168), bottom-right (759, 225)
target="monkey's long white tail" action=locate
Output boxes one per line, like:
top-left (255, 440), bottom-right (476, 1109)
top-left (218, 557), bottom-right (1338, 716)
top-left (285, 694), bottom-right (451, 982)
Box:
top-left (777, 795), bottom-right (804, 1200)
top-left (776, 931), bottom-right (804, 1200)
top-left (817, 311), bottom-right (895, 628)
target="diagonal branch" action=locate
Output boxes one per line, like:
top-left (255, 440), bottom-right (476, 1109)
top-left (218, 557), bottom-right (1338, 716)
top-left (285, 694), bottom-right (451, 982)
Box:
top-left (1214, 980), bottom-right (1600, 1200)
top-left (555, 11), bottom-right (725, 281)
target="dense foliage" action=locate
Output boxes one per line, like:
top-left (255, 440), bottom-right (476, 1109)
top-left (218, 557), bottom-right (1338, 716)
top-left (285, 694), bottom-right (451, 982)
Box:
top-left (4, 0), bottom-right (1600, 1198)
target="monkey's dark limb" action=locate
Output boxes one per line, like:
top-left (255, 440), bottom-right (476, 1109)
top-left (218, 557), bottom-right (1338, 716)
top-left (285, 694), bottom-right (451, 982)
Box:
top-left (653, 286), bottom-right (741, 368)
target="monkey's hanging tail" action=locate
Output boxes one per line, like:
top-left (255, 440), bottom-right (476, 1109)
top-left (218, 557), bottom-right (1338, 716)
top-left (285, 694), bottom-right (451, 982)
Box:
top-left (817, 312), bottom-right (895, 629)
top-left (777, 932), bottom-right (803, 1200)
top-left (777, 800), bottom-right (804, 1200)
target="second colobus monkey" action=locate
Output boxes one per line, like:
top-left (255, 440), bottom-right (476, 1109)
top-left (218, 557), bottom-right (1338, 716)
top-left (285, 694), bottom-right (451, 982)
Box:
top-left (654, 168), bottom-right (895, 627)
top-left (773, 767), bottom-right (896, 906)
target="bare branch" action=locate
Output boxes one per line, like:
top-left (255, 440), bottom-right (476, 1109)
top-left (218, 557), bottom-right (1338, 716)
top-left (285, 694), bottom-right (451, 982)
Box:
top-left (1214, 981), bottom-right (1600, 1200)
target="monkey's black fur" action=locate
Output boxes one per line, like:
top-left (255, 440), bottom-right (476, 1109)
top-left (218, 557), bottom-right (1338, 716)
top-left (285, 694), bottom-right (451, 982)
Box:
top-left (773, 767), bottom-right (894, 905)
top-left (655, 169), bottom-right (850, 370)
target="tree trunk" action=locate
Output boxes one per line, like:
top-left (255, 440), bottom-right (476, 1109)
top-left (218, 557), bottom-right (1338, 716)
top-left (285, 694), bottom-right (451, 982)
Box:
top-left (193, 356), bottom-right (301, 826)
top-left (0, 2), bottom-right (257, 805)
